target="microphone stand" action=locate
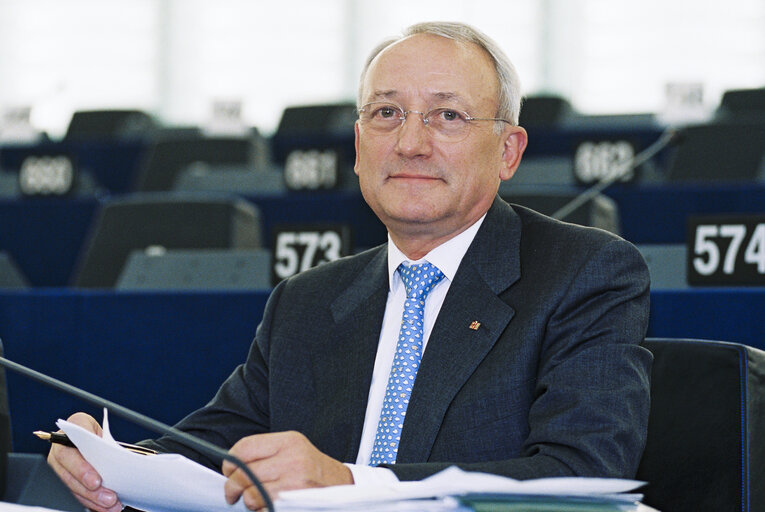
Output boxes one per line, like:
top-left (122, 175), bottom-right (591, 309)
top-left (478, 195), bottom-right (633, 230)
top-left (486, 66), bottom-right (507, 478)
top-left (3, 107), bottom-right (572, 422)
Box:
top-left (552, 128), bottom-right (679, 222)
top-left (0, 355), bottom-right (274, 512)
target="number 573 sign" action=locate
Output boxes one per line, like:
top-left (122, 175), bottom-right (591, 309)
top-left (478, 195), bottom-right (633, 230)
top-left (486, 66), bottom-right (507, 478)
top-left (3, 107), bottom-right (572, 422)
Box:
top-left (687, 215), bottom-right (765, 286)
top-left (270, 224), bottom-right (353, 286)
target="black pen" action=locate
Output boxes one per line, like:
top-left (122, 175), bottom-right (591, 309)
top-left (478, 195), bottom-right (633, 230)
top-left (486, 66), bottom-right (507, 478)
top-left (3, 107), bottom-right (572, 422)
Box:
top-left (34, 430), bottom-right (157, 456)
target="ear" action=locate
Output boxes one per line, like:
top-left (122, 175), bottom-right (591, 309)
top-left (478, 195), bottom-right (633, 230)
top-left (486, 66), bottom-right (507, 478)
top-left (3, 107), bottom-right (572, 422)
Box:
top-left (353, 121), bottom-right (361, 176)
top-left (499, 126), bottom-right (528, 181)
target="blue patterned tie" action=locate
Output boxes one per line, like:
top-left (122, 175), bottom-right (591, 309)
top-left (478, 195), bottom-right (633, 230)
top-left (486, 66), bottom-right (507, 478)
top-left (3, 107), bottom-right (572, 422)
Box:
top-left (369, 261), bottom-right (445, 466)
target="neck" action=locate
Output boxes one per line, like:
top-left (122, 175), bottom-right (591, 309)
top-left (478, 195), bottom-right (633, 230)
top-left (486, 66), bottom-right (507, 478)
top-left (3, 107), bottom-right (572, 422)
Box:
top-left (389, 226), bottom-right (470, 261)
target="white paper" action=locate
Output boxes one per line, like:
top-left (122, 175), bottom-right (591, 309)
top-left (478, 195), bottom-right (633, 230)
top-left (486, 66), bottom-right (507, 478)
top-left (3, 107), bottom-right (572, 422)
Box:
top-left (277, 466), bottom-right (646, 510)
top-left (56, 410), bottom-right (248, 512)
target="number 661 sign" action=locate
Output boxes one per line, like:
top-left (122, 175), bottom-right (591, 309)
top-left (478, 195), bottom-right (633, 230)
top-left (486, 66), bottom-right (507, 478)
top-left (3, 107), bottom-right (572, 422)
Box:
top-left (687, 215), bottom-right (765, 286)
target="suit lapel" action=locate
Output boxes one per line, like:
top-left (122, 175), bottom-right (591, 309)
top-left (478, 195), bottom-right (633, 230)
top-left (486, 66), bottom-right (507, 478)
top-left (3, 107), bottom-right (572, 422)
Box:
top-left (397, 198), bottom-right (522, 463)
top-left (323, 247), bottom-right (389, 462)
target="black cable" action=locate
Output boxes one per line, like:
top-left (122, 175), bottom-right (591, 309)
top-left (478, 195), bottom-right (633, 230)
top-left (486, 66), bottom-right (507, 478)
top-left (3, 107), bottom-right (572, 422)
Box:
top-left (552, 128), bottom-right (681, 222)
top-left (0, 355), bottom-right (274, 512)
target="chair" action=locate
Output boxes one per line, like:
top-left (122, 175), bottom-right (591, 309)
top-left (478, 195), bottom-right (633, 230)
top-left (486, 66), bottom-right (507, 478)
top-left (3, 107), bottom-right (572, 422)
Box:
top-left (518, 95), bottom-right (573, 126)
top-left (271, 103), bottom-right (358, 191)
top-left (71, 193), bottom-right (262, 288)
top-left (64, 109), bottom-right (157, 141)
top-left (636, 338), bottom-right (765, 512)
top-left (637, 244), bottom-right (688, 289)
top-left (116, 248), bottom-right (272, 291)
top-left (666, 121), bottom-right (765, 182)
top-left (716, 87), bottom-right (765, 121)
top-left (173, 163), bottom-right (286, 196)
top-left (0, 340), bottom-right (10, 497)
top-left (498, 186), bottom-right (621, 234)
top-left (0, 340), bottom-right (85, 511)
top-left (134, 135), bottom-right (266, 192)
top-left (511, 156), bottom-right (574, 186)
top-left (0, 251), bottom-right (28, 289)
top-left (273, 102), bottom-right (357, 138)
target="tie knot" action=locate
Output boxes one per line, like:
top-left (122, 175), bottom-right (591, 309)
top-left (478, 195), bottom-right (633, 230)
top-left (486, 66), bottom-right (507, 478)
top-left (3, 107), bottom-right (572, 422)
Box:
top-left (398, 262), bottom-right (444, 300)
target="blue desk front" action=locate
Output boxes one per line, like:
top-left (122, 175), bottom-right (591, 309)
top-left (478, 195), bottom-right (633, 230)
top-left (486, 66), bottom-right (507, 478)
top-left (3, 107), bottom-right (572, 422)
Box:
top-left (1, 287), bottom-right (763, 455)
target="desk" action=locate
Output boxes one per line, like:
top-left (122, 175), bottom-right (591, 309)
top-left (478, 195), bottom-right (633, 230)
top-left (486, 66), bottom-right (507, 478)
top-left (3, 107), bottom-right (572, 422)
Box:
top-left (0, 290), bottom-right (267, 453)
top-left (1, 287), bottom-right (763, 454)
top-left (0, 197), bottom-right (100, 286)
top-left (1, 183), bottom-right (764, 287)
top-left (0, 140), bottom-right (148, 194)
top-left (607, 182), bottom-right (765, 244)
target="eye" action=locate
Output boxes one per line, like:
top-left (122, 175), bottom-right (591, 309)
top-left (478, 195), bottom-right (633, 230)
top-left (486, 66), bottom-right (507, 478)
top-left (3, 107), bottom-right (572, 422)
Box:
top-left (374, 105), bottom-right (400, 119)
top-left (435, 109), bottom-right (467, 122)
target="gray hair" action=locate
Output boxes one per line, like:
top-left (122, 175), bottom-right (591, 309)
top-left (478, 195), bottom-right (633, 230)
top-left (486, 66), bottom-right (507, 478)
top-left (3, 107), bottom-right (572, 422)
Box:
top-left (357, 21), bottom-right (523, 126)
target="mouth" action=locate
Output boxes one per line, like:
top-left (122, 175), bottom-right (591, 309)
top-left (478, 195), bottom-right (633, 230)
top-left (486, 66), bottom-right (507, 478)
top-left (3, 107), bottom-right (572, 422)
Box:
top-left (388, 173), bottom-right (442, 182)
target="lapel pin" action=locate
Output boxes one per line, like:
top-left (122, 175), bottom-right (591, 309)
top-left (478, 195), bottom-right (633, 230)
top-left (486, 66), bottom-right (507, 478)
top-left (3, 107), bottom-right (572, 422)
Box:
top-left (469, 321), bottom-right (481, 330)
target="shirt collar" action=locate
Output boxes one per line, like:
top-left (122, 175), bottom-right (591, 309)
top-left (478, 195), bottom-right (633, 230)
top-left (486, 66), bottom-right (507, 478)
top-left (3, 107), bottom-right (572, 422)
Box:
top-left (387, 213), bottom-right (487, 290)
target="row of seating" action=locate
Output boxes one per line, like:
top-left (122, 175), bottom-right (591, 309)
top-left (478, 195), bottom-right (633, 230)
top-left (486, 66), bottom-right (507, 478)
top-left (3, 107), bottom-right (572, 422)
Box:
top-left (1, 88), bottom-right (764, 200)
top-left (0, 188), bottom-right (619, 289)
top-left (0, 87), bottom-right (763, 291)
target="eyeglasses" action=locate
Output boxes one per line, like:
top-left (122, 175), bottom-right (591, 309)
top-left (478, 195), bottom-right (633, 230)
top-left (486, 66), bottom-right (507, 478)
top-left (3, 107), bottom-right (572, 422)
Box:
top-left (357, 102), bottom-right (511, 142)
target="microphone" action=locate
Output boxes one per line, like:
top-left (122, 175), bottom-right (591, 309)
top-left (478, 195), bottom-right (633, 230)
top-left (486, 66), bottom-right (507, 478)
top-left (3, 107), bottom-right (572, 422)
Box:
top-left (0, 351), bottom-right (274, 512)
top-left (552, 127), bottom-right (682, 222)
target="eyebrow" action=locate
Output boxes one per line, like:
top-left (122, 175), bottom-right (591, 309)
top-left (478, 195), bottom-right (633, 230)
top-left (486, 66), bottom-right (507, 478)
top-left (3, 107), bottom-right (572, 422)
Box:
top-left (370, 90), bottom-right (398, 101)
top-left (368, 90), bottom-right (471, 107)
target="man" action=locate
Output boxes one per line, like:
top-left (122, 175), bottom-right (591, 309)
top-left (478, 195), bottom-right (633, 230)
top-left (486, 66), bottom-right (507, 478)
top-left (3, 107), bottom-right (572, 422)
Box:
top-left (48, 21), bottom-right (651, 512)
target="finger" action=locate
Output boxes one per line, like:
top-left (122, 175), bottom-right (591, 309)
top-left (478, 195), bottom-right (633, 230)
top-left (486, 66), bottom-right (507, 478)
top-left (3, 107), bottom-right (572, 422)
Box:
top-left (66, 412), bottom-right (104, 435)
top-left (48, 442), bottom-right (100, 487)
top-left (223, 434), bottom-right (282, 477)
top-left (48, 452), bottom-right (121, 512)
top-left (242, 485), bottom-right (267, 511)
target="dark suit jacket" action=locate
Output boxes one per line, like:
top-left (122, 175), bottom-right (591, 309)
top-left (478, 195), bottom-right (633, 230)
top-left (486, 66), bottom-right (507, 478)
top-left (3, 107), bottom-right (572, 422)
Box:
top-left (145, 197), bottom-right (652, 481)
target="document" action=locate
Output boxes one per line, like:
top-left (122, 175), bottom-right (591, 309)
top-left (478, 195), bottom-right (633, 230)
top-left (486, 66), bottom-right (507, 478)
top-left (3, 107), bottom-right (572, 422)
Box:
top-left (57, 410), bottom-right (248, 512)
top-left (276, 466), bottom-right (648, 511)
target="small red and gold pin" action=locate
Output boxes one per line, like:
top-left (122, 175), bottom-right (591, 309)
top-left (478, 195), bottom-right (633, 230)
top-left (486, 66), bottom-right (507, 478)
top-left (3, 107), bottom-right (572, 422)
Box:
top-left (469, 321), bottom-right (481, 330)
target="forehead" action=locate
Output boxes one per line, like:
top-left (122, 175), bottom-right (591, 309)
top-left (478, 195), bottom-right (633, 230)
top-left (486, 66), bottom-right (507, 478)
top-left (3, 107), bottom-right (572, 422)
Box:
top-left (362, 33), bottom-right (499, 108)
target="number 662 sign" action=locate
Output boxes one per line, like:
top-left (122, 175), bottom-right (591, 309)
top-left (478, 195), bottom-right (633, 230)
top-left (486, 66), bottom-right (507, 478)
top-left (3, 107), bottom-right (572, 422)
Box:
top-left (687, 215), bottom-right (765, 286)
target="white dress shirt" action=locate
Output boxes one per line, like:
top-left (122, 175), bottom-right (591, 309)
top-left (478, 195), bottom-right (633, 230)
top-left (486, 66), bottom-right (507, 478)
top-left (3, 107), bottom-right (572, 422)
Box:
top-left (346, 214), bottom-right (486, 485)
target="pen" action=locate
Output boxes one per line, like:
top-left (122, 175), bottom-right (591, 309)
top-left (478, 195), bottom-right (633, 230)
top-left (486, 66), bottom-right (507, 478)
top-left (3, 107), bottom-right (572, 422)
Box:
top-left (34, 430), bottom-right (158, 456)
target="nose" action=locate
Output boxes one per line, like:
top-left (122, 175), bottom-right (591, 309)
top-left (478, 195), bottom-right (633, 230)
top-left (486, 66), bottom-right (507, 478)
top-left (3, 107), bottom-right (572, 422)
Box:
top-left (395, 111), bottom-right (433, 158)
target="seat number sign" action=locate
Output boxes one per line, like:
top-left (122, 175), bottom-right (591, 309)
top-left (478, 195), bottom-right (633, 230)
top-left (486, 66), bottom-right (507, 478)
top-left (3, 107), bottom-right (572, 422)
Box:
top-left (284, 149), bottom-right (338, 190)
top-left (271, 224), bottom-right (352, 285)
top-left (687, 215), bottom-right (765, 286)
top-left (573, 139), bottom-right (637, 184)
top-left (19, 155), bottom-right (76, 196)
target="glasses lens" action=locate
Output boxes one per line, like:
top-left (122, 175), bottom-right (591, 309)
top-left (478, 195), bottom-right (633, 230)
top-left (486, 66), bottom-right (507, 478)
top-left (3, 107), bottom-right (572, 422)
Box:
top-left (426, 108), bottom-right (470, 142)
top-left (359, 103), bottom-right (403, 132)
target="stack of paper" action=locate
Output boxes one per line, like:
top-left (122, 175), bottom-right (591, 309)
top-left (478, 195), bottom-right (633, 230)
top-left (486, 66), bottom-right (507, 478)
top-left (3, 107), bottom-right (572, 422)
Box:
top-left (277, 467), bottom-right (652, 512)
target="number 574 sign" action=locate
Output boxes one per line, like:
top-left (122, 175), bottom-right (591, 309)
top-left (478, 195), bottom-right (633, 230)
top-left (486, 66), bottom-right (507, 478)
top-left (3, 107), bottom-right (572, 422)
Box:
top-left (687, 215), bottom-right (765, 286)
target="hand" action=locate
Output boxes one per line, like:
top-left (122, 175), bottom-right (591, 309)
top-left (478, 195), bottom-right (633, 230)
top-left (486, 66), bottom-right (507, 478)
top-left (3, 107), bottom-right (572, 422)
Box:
top-left (46, 412), bottom-right (123, 512)
top-left (222, 430), bottom-right (353, 511)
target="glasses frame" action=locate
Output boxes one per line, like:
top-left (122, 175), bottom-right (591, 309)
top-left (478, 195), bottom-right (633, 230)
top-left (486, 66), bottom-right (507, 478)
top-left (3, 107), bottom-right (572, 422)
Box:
top-left (357, 101), bottom-right (512, 142)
